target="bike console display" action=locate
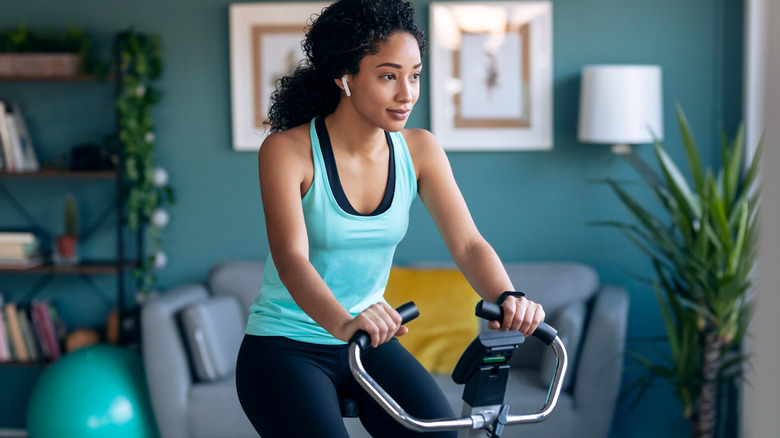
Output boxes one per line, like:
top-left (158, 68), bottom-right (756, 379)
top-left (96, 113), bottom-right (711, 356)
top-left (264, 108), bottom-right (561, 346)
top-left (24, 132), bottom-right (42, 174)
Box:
top-left (452, 331), bottom-right (525, 407)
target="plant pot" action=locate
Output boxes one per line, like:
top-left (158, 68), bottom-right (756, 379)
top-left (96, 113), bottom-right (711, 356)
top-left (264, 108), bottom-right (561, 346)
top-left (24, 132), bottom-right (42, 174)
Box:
top-left (0, 53), bottom-right (81, 78)
top-left (54, 235), bottom-right (80, 266)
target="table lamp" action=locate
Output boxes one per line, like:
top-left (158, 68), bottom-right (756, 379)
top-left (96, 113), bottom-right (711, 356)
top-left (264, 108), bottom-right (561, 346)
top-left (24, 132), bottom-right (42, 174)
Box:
top-left (578, 65), bottom-right (664, 179)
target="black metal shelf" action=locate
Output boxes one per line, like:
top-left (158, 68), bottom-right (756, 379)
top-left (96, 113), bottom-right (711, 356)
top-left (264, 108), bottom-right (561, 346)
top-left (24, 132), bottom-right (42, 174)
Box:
top-left (0, 39), bottom-right (138, 346)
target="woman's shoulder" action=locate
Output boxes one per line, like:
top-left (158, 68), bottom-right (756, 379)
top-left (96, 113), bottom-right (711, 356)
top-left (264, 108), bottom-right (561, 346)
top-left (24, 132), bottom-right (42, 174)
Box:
top-left (399, 128), bottom-right (449, 180)
top-left (401, 129), bottom-right (442, 159)
top-left (262, 122), bottom-right (311, 148)
top-left (257, 122), bottom-right (314, 178)
top-left (259, 123), bottom-right (312, 157)
top-left (400, 127), bottom-right (437, 148)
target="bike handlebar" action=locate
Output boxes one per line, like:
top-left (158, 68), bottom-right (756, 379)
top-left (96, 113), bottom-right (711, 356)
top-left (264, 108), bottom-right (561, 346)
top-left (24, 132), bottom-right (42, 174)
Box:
top-left (347, 301), bottom-right (569, 434)
top-left (348, 301), bottom-right (419, 350)
top-left (474, 301), bottom-right (558, 345)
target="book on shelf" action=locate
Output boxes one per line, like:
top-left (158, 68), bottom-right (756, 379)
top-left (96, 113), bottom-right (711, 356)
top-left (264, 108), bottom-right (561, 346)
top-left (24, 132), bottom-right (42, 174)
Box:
top-left (0, 243), bottom-right (39, 259)
top-left (17, 309), bottom-right (41, 361)
top-left (0, 295), bottom-right (10, 361)
top-left (29, 302), bottom-right (51, 359)
top-left (9, 102), bottom-right (39, 172)
top-left (3, 302), bottom-right (28, 361)
top-left (0, 231), bottom-right (44, 269)
top-left (0, 231), bottom-right (37, 244)
top-left (0, 100), bottom-right (14, 172)
top-left (0, 255), bottom-right (44, 269)
top-left (0, 239), bottom-right (40, 259)
top-left (31, 300), bottom-right (61, 360)
top-left (0, 299), bottom-right (63, 363)
top-left (0, 100), bottom-right (39, 173)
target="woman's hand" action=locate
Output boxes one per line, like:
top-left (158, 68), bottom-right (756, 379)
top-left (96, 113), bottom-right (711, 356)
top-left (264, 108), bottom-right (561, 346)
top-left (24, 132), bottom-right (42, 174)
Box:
top-left (487, 295), bottom-right (545, 338)
top-left (339, 302), bottom-right (409, 347)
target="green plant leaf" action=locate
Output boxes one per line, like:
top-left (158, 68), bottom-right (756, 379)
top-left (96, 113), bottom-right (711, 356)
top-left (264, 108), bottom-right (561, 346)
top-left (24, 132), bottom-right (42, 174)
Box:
top-left (707, 171), bottom-right (732, 255)
top-left (675, 105), bottom-right (705, 194)
top-left (653, 141), bottom-right (701, 219)
top-left (724, 124), bottom-right (746, 208)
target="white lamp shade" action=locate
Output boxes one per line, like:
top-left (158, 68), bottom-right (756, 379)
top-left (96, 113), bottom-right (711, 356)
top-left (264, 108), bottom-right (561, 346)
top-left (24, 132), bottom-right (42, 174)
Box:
top-left (578, 65), bottom-right (664, 144)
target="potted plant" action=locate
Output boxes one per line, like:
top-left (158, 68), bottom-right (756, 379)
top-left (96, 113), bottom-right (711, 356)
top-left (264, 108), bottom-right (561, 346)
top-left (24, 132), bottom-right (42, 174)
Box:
top-left (596, 105), bottom-right (761, 438)
top-left (0, 25), bottom-right (106, 78)
top-left (55, 193), bottom-right (80, 266)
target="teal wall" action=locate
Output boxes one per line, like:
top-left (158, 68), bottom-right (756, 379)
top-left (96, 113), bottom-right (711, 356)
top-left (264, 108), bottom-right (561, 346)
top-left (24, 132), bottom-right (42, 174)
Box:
top-left (0, 0), bottom-right (743, 435)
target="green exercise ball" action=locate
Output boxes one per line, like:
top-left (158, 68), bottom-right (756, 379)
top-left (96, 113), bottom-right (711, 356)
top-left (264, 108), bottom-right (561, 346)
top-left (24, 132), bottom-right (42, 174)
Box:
top-left (26, 344), bottom-right (159, 438)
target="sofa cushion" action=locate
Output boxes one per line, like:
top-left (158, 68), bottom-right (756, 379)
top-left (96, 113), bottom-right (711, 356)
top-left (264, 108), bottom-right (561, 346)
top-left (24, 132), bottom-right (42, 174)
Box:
top-left (539, 301), bottom-right (586, 391)
top-left (207, 260), bottom-right (265, 317)
top-left (503, 262), bottom-right (598, 315)
top-left (503, 262), bottom-right (598, 368)
top-left (384, 267), bottom-right (480, 374)
top-left (188, 374), bottom-right (256, 438)
top-left (179, 295), bottom-right (245, 382)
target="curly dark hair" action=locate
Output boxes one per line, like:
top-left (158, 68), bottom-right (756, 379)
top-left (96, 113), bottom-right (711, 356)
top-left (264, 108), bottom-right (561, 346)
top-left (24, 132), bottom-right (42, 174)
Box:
top-left (265, 0), bottom-right (426, 133)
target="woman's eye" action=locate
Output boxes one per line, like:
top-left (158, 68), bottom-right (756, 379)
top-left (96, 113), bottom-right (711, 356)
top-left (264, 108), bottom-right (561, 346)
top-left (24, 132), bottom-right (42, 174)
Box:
top-left (412, 72), bottom-right (420, 80)
top-left (383, 74), bottom-right (395, 80)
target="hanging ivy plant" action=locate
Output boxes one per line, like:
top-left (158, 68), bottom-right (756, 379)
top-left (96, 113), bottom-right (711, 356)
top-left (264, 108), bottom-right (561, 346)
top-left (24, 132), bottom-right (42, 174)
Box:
top-left (115, 29), bottom-right (174, 295)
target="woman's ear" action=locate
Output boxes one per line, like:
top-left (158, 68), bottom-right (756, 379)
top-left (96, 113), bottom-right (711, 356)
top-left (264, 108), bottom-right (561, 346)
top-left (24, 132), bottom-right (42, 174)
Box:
top-left (338, 74), bottom-right (351, 97)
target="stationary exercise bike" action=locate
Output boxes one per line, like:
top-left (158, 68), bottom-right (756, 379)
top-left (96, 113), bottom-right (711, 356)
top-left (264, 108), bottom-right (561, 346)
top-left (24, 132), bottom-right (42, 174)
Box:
top-left (347, 301), bottom-right (568, 438)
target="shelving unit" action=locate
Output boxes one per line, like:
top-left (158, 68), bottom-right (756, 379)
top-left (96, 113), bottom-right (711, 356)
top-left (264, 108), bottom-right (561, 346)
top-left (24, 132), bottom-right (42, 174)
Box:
top-left (0, 63), bottom-right (139, 360)
top-left (0, 30), bottom-right (169, 432)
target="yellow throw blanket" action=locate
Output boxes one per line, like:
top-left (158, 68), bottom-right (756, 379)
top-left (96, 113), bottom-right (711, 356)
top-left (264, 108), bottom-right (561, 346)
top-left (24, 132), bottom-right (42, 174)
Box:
top-left (384, 267), bottom-right (481, 374)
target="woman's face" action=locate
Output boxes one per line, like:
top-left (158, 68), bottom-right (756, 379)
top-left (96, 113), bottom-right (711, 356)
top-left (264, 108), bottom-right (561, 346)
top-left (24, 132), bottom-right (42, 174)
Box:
top-left (344, 32), bottom-right (422, 132)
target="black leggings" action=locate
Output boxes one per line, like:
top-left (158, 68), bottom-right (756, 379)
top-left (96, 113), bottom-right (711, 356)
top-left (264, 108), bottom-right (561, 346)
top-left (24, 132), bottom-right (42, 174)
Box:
top-left (235, 335), bottom-right (457, 438)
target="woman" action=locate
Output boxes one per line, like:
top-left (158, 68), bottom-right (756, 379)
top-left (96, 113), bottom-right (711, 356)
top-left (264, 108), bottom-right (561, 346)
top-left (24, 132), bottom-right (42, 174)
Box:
top-left (235, 1), bottom-right (545, 437)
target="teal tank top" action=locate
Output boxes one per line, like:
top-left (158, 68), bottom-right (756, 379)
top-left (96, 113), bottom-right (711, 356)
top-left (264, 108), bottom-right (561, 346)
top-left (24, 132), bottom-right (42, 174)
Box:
top-left (245, 118), bottom-right (418, 344)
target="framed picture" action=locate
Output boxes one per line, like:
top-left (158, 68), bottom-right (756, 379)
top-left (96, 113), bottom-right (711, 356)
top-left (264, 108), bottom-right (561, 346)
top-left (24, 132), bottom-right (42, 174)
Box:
top-left (429, 2), bottom-right (553, 151)
top-left (229, 2), bottom-right (329, 151)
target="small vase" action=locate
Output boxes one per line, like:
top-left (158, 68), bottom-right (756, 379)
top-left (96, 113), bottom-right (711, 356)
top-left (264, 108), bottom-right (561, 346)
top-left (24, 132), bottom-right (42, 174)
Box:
top-left (54, 235), bottom-right (80, 266)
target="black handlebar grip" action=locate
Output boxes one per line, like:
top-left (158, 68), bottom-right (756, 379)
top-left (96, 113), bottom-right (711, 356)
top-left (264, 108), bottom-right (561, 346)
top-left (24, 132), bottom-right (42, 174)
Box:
top-left (475, 300), bottom-right (503, 321)
top-left (475, 300), bottom-right (558, 346)
top-left (349, 302), bottom-right (420, 350)
top-left (396, 301), bottom-right (420, 325)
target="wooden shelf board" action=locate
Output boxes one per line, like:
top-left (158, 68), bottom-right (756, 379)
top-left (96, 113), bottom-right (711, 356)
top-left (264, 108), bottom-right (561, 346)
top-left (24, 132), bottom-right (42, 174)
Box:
top-left (0, 360), bottom-right (52, 368)
top-left (0, 260), bottom-right (134, 274)
top-left (0, 74), bottom-right (110, 82)
top-left (0, 170), bottom-right (117, 179)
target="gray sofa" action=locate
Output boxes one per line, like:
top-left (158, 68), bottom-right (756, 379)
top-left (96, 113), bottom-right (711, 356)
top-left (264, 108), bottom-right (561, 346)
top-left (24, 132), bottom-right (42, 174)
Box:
top-left (141, 260), bottom-right (629, 438)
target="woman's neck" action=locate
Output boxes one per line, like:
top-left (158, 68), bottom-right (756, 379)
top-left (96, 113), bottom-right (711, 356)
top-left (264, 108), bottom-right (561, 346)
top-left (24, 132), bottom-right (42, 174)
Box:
top-left (324, 106), bottom-right (387, 156)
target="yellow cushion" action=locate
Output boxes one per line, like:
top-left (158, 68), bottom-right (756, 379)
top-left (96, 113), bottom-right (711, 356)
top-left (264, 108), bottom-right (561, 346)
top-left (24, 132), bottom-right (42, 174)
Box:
top-left (384, 267), bottom-right (480, 374)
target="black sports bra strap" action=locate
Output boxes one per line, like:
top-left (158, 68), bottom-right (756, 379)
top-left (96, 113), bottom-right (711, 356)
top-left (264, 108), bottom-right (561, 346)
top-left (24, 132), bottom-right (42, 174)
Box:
top-left (314, 117), bottom-right (395, 216)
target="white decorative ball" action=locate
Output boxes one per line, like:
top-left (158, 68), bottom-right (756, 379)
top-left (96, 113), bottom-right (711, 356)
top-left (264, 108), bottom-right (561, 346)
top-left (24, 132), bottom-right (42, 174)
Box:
top-left (152, 167), bottom-right (168, 187)
top-left (151, 208), bottom-right (170, 228)
top-left (153, 251), bottom-right (168, 269)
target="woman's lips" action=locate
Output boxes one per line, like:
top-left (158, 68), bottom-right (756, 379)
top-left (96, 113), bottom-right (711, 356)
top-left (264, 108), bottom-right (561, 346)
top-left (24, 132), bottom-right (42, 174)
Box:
top-left (387, 109), bottom-right (410, 120)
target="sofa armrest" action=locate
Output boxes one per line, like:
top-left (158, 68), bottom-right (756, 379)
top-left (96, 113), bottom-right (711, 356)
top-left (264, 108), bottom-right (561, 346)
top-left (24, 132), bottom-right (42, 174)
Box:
top-left (141, 283), bottom-right (210, 438)
top-left (573, 285), bottom-right (629, 436)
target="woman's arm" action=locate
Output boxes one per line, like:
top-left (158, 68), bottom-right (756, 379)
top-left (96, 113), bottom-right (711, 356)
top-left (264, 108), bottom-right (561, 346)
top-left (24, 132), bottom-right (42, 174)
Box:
top-left (405, 129), bottom-right (545, 336)
top-left (258, 130), bottom-right (405, 346)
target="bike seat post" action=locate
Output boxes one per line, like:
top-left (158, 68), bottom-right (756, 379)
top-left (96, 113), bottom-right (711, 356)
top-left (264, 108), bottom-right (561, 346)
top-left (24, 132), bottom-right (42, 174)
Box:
top-left (340, 396), bottom-right (360, 418)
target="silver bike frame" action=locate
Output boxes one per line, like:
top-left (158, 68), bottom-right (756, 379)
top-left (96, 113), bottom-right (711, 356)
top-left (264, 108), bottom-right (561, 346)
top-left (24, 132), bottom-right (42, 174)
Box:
top-left (348, 336), bottom-right (568, 436)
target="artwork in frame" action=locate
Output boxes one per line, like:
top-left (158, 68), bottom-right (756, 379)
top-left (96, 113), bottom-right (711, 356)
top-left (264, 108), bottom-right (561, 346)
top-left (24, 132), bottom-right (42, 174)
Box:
top-left (429, 2), bottom-right (553, 151)
top-left (229, 2), bottom-right (329, 151)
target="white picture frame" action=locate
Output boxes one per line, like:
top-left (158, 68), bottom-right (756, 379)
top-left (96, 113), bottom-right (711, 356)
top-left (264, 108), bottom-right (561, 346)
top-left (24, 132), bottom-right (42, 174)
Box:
top-left (429, 2), bottom-right (553, 151)
top-left (229, 2), bottom-right (329, 151)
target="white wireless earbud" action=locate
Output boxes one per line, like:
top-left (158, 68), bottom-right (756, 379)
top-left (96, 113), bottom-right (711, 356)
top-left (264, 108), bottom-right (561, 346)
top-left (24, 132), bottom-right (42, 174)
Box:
top-left (341, 75), bottom-right (351, 97)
